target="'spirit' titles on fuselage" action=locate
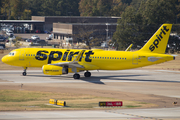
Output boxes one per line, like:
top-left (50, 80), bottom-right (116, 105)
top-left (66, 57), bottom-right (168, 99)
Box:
top-left (35, 50), bottom-right (94, 64)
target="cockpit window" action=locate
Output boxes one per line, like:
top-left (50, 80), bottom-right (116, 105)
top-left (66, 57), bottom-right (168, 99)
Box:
top-left (8, 52), bottom-right (15, 56)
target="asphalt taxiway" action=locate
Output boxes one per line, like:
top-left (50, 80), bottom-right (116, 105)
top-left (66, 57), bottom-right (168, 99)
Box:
top-left (0, 69), bottom-right (180, 120)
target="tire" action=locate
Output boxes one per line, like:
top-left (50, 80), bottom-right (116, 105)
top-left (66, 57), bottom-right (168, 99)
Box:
top-left (84, 72), bottom-right (91, 77)
top-left (22, 72), bottom-right (26, 76)
top-left (73, 74), bottom-right (80, 79)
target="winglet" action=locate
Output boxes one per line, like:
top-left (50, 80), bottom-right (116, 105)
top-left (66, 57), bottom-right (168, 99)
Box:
top-left (125, 44), bottom-right (133, 51)
top-left (139, 24), bottom-right (172, 54)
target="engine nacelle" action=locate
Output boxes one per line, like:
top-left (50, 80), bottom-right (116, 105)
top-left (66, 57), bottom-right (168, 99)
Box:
top-left (42, 65), bottom-right (67, 75)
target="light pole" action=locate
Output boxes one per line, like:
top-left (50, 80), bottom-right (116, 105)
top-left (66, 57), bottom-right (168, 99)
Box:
top-left (106, 23), bottom-right (110, 41)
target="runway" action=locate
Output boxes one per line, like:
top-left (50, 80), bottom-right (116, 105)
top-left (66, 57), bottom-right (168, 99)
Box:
top-left (0, 69), bottom-right (180, 120)
top-left (0, 107), bottom-right (180, 120)
top-left (0, 69), bottom-right (180, 83)
top-left (0, 69), bottom-right (180, 98)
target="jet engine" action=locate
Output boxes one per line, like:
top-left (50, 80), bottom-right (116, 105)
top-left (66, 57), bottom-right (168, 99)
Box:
top-left (42, 65), bottom-right (68, 75)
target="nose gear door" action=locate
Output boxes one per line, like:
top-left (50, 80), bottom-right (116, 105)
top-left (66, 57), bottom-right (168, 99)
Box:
top-left (19, 50), bottom-right (25, 60)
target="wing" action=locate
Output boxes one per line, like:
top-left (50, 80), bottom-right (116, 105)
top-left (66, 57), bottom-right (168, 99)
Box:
top-left (49, 50), bottom-right (85, 68)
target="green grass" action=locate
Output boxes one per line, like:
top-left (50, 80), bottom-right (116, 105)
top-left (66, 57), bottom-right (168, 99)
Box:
top-left (125, 105), bottom-right (141, 108)
top-left (37, 104), bottom-right (59, 108)
top-left (68, 103), bottom-right (98, 108)
top-left (0, 90), bottom-right (155, 111)
top-left (0, 90), bottom-right (48, 102)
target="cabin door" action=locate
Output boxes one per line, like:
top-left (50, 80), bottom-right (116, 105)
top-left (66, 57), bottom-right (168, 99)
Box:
top-left (19, 50), bottom-right (25, 60)
top-left (132, 54), bottom-right (138, 64)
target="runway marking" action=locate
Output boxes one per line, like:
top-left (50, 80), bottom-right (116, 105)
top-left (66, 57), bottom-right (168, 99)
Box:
top-left (105, 110), bottom-right (163, 120)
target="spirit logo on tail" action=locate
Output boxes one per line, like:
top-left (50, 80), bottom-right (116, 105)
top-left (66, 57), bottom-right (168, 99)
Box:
top-left (149, 26), bottom-right (169, 52)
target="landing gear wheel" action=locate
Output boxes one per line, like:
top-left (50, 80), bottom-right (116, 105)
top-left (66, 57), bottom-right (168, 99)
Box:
top-left (73, 74), bottom-right (80, 79)
top-left (22, 72), bottom-right (26, 76)
top-left (22, 67), bottom-right (27, 76)
top-left (84, 71), bottom-right (91, 77)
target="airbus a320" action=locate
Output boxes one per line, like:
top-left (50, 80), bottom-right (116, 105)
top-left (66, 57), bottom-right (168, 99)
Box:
top-left (1, 24), bottom-right (175, 79)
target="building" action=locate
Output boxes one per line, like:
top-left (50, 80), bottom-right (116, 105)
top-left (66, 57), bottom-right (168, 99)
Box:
top-left (1, 16), bottom-right (120, 45)
top-left (32, 16), bottom-right (120, 44)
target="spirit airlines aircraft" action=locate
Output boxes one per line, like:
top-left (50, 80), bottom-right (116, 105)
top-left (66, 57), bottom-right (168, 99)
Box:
top-left (1, 24), bottom-right (175, 79)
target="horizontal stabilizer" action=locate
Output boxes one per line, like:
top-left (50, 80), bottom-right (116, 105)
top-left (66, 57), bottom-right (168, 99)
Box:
top-left (148, 57), bottom-right (163, 62)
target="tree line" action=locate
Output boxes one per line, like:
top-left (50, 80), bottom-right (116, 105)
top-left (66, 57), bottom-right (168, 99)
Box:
top-left (1, 0), bottom-right (179, 20)
top-left (1, 0), bottom-right (180, 50)
top-left (113, 0), bottom-right (180, 50)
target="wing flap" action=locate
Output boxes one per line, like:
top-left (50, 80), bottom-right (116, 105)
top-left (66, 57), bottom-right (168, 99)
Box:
top-left (49, 50), bottom-right (86, 68)
top-left (50, 61), bottom-right (84, 68)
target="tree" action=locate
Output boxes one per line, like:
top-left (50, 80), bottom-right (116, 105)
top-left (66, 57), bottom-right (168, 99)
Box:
top-left (74, 25), bottom-right (98, 49)
top-left (41, 0), bottom-right (62, 16)
top-left (113, 6), bottom-right (143, 50)
top-left (176, 0), bottom-right (180, 23)
top-left (1, 0), bottom-right (11, 19)
top-left (60, 0), bottom-right (80, 16)
top-left (142, 0), bottom-right (176, 25)
top-left (130, 0), bottom-right (146, 10)
top-left (79, 0), bottom-right (113, 16)
top-left (26, 0), bottom-right (44, 16)
top-left (11, 0), bottom-right (27, 19)
top-left (109, 0), bottom-right (128, 16)
top-left (1, 0), bottom-right (30, 20)
top-left (113, 0), bottom-right (177, 50)
top-left (39, 0), bottom-right (80, 16)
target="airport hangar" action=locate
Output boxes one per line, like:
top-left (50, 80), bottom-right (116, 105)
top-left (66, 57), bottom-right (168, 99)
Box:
top-left (1, 16), bottom-right (120, 43)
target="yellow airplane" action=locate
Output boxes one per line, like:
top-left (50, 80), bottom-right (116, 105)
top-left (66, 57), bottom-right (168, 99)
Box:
top-left (1, 24), bottom-right (175, 79)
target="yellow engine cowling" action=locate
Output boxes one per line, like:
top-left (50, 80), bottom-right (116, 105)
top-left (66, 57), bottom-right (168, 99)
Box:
top-left (42, 65), bottom-right (67, 75)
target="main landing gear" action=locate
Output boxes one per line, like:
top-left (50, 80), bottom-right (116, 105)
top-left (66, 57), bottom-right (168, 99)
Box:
top-left (73, 73), bottom-right (80, 79)
top-left (73, 71), bottom-right (91, 79)
top-left (84, 71), bottom-right (91, 77)
top-left (22, 67), bottom-right (27, 76)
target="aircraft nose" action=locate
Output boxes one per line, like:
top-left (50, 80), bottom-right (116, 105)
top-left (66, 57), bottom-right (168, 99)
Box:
top-left (1, 55), bottom-right (8, 63)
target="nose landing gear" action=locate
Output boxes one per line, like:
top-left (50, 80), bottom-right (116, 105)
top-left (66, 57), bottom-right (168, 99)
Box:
top-left (22, 67), bottom-right (27, 76)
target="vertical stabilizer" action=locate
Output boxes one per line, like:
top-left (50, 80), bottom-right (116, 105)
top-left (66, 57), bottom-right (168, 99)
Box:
top-left (139, 24), bottom-right (172, 54)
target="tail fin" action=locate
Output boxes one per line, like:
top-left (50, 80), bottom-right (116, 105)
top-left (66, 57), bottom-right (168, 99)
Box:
top-left (139, 24), bottom-right (172, 54)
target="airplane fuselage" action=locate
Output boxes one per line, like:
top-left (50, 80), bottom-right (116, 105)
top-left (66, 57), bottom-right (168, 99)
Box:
top-left (3, 48), bottom-right (174, 70)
